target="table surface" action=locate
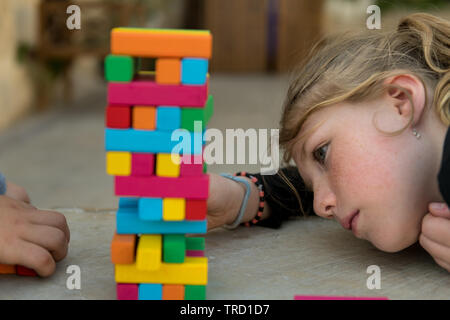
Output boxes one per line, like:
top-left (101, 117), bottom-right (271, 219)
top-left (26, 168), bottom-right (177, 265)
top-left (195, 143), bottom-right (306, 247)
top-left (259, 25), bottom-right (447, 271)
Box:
top-left (0, 208), bottom-right (449, 300)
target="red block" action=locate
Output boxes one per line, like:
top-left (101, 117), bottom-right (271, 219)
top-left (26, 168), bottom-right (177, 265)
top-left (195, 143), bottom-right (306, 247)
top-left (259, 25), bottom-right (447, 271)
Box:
top-left (117, 283), bottom-right (139, 300)
top-left (131, 153), bottom-right (154, 176)
top-left (16, 265), bottom-right (38, 277)
top-left (180, 154), bottom-right (203, 176)
top-left (106, 105), bottom-right (131, 128)
top-left (185, 199), bottom-right (207, 220)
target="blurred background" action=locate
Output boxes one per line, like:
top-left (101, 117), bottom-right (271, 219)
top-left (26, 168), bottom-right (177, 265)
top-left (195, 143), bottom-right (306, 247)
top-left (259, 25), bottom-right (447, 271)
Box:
top-left (0, 0), bottom-right (448, 210)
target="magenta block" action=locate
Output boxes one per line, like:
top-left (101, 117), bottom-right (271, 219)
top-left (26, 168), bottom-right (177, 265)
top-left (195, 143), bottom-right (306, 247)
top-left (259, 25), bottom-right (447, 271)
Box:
top-left (115, 175), bottom-right (209, 200)
top-left (186, 250), bottom-right (205, 257)
top-left (108, 80), bottom-right (208, 107)
top-left (117, 283), bottom-right (139, 300)
top-left (131, 153), bottom-right (154, 176)
top-left (180, 154), bottom-right (203, 176)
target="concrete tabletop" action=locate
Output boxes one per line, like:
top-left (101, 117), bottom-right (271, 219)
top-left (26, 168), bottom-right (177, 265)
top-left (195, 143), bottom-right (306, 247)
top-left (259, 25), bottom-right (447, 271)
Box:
top-left (0, 208), bottom-right (448, 300)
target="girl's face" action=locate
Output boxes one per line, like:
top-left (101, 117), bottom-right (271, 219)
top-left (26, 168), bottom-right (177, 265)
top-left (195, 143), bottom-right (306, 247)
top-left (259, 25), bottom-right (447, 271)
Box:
top-left (293, 99), bottom-right (444, 252)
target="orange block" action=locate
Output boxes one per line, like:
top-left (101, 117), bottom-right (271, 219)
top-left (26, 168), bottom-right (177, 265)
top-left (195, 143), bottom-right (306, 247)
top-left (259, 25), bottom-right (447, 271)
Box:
top-left (0, 264), bottom-right (16, 274)
top-left (156, 59), bottom-right (181, 85)
top-left (162, 284), bottom-right (185, 300)
top-left (111, 28), bottom-right (212, 59)
top-left (132, 106), bottom-right (156, 130)
top-left (111, 233), bottom-right (136, 264)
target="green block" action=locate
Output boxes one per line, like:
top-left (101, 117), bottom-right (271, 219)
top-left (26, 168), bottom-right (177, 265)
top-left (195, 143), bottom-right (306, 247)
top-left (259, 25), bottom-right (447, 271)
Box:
top-left (181, 95), bottom-right (214, 132)
top-left (105, 54), bottom-right (134, 82)
top-left (203, 162), bottom-right (207, 173)
top-left (163, 234), bottom-right (186, 263)
top-left (186, 237), bottom-right (205, 251)
top-left (185, 285), bottom-right (206, 300)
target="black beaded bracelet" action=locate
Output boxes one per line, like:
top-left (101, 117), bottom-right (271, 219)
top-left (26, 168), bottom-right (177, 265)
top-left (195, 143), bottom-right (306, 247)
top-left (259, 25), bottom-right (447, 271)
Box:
top-left (235, 171), bottom-right (266, 227)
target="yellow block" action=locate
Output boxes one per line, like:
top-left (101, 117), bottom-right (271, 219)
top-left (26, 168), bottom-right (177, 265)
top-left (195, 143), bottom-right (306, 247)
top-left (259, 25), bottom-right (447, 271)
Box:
top-left (115, 257), bottom-right (208, 285)
top-left (163, 198), bottom-right (185, 221)
top-left (136, 235), bottom-right (162, 271)
top-left (156, 153), bottom-right (180, 177)
top-left (106, 152), bottom-right (131, 176)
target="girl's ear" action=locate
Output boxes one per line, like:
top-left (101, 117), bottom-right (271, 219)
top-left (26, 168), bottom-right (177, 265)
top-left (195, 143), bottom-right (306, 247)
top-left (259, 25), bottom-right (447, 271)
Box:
top-left (383, 74), bottom-right (427, 127)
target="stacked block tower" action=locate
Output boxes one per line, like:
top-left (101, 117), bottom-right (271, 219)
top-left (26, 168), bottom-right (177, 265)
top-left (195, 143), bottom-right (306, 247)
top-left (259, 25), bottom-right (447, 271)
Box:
top-left (105, 28), bottom-right (213, 300)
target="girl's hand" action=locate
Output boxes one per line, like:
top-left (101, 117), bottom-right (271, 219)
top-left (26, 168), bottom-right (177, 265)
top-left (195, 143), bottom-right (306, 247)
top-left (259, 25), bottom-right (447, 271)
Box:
top-left (419, 202), bottom-right (450, 272)
top-left (6, 181), bottom-right (31, 204)
top-left (0, 195), bottom-right (70, 277)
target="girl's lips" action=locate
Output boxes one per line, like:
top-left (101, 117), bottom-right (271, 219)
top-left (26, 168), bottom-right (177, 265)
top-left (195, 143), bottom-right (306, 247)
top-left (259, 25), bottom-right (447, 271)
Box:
top-left (340, 210), bottom-right (359, 230)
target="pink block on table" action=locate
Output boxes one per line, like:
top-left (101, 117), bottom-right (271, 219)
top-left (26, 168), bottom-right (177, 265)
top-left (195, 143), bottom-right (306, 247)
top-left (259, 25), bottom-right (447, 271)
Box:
top-left (131, 153), bottom-right (154, 176)
top-left (115, 175), bottom-right (209, 199)
top-left (294, 295), bottom-right (389, 300)
top-left (117, 283), bottom-right (139, 300)
top-left (180, 154), bottom-right (203, 176)
top-left (186, 250), bottom-right (205, 257)
top-left (108, 80), bottom-right (208, 107)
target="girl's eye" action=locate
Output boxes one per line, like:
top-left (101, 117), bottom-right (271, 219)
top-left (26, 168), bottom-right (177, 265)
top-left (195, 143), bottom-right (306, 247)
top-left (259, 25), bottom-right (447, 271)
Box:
top-left (312, 143), bottom-right (328, 165)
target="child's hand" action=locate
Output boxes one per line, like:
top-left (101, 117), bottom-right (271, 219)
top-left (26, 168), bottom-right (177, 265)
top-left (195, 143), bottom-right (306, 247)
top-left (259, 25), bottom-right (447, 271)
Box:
top-left (419, 202), bottom-right (450, 272)
top-left (0, 195), bottom-right (70, 277)
top-left (6, 181), bottom-right (31, 204)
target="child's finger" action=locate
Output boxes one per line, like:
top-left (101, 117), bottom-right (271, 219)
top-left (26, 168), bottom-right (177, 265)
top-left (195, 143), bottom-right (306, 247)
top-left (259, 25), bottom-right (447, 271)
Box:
top-left (428, 202), bottom-right (450, 219)
top-left (11, 240), bottom-right (56, 277)
top-left (20, 224), bottom-right (68, 262)
top-left (27, 209), bottom-right (70, 243)
top-left (421, 213), bottom-right (450, 246)
top-left (434, 258), bottom-right (450, 273)
top-left (419, 234), bottom-right (450, 268)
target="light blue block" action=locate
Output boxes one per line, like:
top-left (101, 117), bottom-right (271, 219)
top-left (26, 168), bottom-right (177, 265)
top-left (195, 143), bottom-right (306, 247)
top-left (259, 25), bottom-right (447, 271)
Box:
top-left (138, 198), bottom-right (162, 221)
top-left (119, 197), bottom-right (139, 208)
top-left (116, 206), bottom-right (207, 234)
top-left (181, 58), bottom-right (208, 85)
top-left (138, 284), bottom-right (162, 300)
top-left (156, 106), bottom-right (181, 131)
top-left (105, 128), bottom-right (204, 154)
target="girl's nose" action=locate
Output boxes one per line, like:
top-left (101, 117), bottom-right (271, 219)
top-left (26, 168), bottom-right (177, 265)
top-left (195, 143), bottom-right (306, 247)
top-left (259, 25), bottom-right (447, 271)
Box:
top-left (313, 186), bottom-right (336, 220)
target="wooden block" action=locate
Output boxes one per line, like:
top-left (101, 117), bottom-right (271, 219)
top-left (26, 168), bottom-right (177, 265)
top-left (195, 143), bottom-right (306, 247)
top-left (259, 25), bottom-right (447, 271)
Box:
top-left (163, 234), bottom-right (186, 263)
top-left (115, 257), bottom-right (208, 285)
top-left (185, 285), bottom-right (206, 300)
top-left (136, 235), bottom-right (162, 271)
top-left (138, 197), bottom-right (162, 221)
top-left (16, 265), bottom-right (37, 277)
top-left (156, 59), bottom-right (181, 85)
top-left (138, 283), bottom-right (162, 300)
top-left (106, 105), bottom-right (131, 129)
top-left (156, 153), bottom-right (180, 178)
top-left (111, 28), bottom-right (212, 59)
top-left (0, 264), bottom-right (16, 274)
top-left (186, 250), bottom-right (205, 257)
top-left (131, 153), bottom-right (154, 176)
top-left (163, 198), bottom-right (185, 221)
top-left (180, 154), bottom-right (203, 177)
top-left (107, 80), bottom-right (208, 107)
top-left (132, 106), bottom-right (156, 130)
top-left (156, 106), bottom-right (181, 131)
top-left (119, 197), bottom-right (139, 208)
top-left (105, 55), bottom-right (135, 82)
top-left (181, 58), bottom-right (209, 85)
top-left (162, 284), bottom-right (184, 300)
top-left (186, 237), bottom-right (205, 251)
top-left (185, 199), bottom-right (207, 220)
top-left (106, 151), bottom-right (131, 176)
top-left (181, 95), bottom-right (214, 132)
top-left (111, 233), bottom-right (136, 264)
top-left (105, 128), bottom-right (204, 155)
top-left (116, 206), bottom-right (207, 234)
top-left (115, 175), bottom-right (209, 199)
top-left (117, 283), bottom-right (138, 300)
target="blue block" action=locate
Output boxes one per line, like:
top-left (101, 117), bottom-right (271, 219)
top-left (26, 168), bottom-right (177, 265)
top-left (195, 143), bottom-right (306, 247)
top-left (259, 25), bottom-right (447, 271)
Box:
top-left (105, 128), bottom-right (204, 154)
top-left (139, 284), bottom-right (162, 300)
top-left (116, 206), bottom-right (207, 234)
top-left (119, 197), bottom-right (139, 208)
top-left (156, 106), bottom-right (181, 131)
top-left (138, 198), bottom-right (163, 221)
top-left (181, 58), bottom-right (208, 85)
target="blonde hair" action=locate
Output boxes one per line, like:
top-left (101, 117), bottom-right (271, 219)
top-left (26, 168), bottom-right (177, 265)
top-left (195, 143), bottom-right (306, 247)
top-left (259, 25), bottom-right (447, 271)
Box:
top-left (276, 13), bottom-right (449, 216)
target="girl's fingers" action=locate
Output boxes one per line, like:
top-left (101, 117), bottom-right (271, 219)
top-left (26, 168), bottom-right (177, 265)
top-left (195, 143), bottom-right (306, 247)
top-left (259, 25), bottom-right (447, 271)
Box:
top-left (421, 213), bottom-right (450, 246)
top-left (20, 224), bottom-right (69, 262)
top-left (428, 202), bottom-right (450, 219)
top-left (10, 240), bottom-right (56, 277)
top-left (434, 258), bottom-right (450, 273)
top-left (27, 209), bottom-right (70, 243)
top-left (419, 233), bottom-right (450, 269)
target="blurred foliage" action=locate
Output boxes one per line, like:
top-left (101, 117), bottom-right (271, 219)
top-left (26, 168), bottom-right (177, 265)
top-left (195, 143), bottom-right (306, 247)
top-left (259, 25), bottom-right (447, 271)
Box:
top-left (376, 0), bottom-right (449, 11)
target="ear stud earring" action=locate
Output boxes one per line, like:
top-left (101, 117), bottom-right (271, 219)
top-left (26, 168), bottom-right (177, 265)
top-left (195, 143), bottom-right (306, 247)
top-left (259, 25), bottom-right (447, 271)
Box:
top-left (412, 128), bottom-right (421, 139)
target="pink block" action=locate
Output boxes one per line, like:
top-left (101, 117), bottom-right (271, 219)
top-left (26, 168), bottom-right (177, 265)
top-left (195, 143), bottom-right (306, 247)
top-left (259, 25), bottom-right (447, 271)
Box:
top-left (186, 250), bottom-right (205, 257)
top-left (180, 154), bottom-right (203, 176)
top-left (117, 283), bottom-right (139, 300)
top-left (131, 153), bottom-right (154, 176)
top-left (115, 175), bottom-right (209, 199)
top-left (108, 80), bottom-right (208, 107)
top-left (294, 295), bottom-right (389, 300)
